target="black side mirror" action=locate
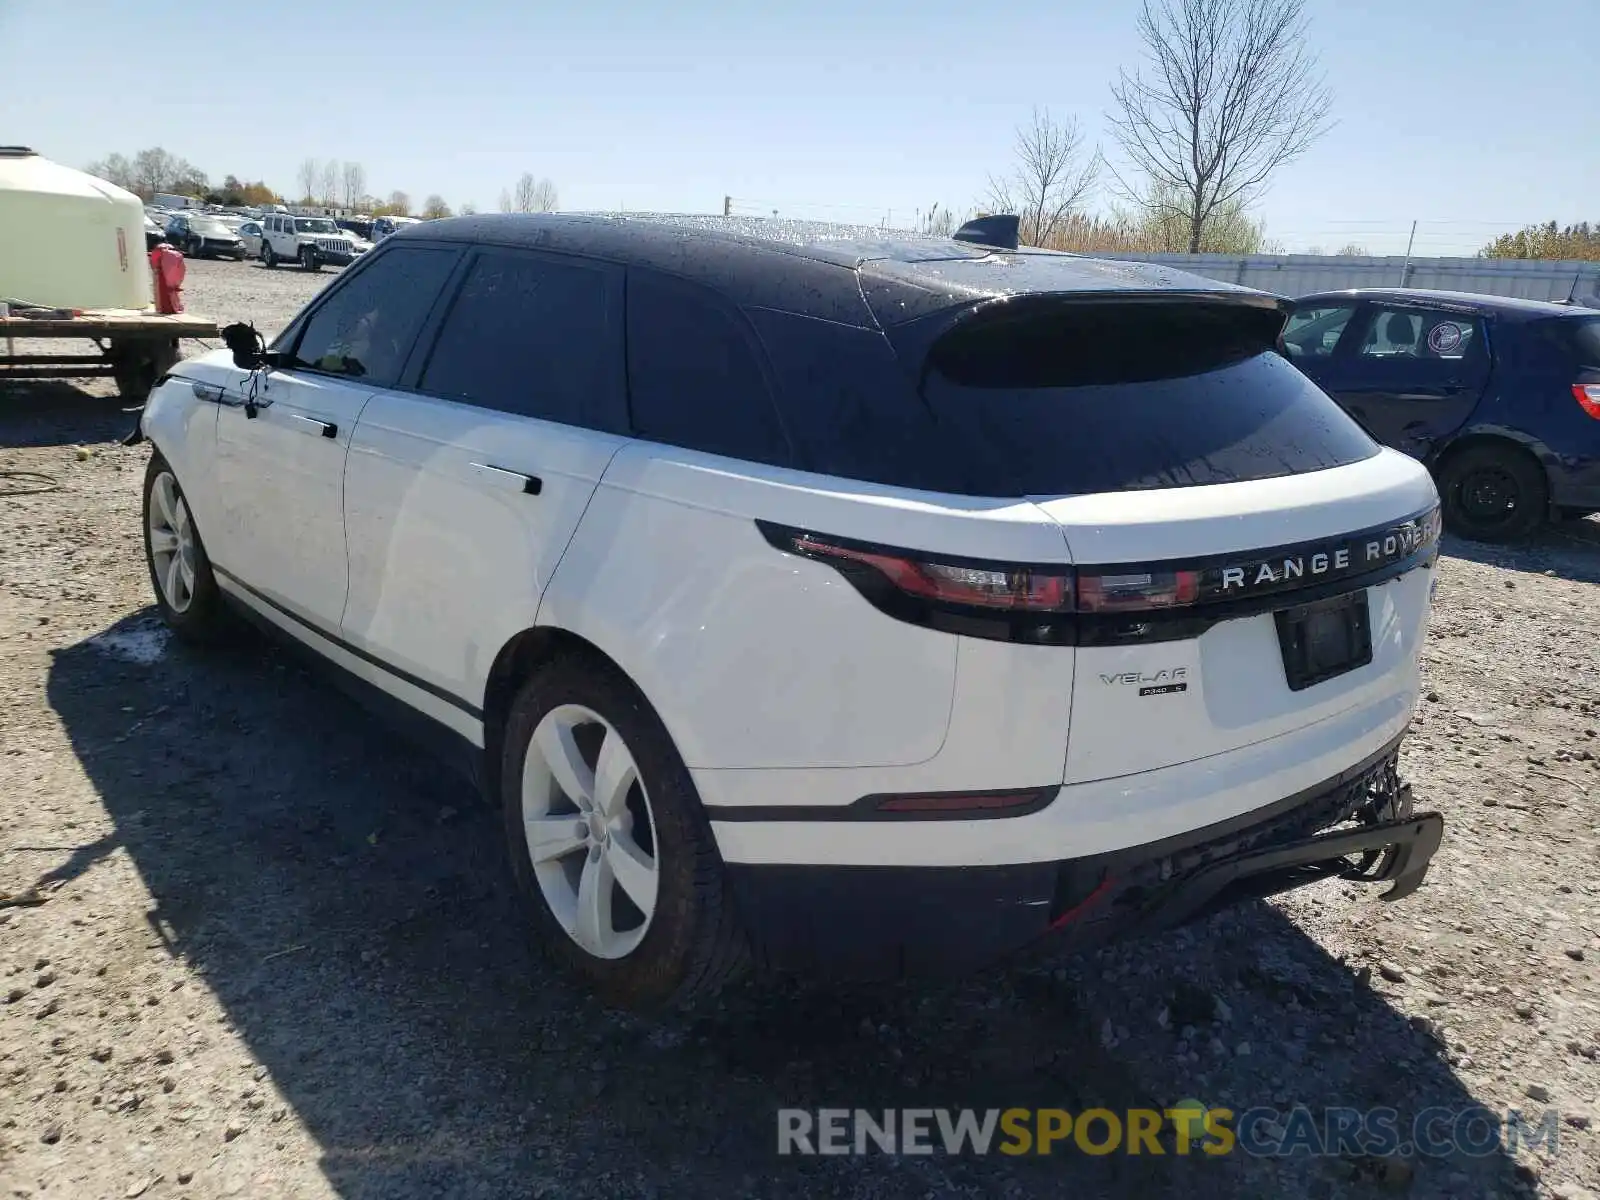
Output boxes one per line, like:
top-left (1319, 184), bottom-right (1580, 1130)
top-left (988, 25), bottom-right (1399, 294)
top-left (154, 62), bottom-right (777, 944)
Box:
top-left (221, 322), bottom-right (275, 371)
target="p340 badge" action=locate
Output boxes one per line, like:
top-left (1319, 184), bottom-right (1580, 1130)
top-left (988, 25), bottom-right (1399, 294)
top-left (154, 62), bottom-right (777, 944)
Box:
top-left (1100, 667), bottom-right (1189, 696)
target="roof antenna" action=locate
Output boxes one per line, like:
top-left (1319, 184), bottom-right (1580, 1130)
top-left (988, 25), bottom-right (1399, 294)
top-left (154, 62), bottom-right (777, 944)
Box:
top-left (953, 214), bottom-right (1020, 252)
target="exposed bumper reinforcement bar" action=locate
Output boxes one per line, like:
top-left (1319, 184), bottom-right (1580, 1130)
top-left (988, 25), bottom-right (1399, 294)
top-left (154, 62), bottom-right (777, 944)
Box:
top-left (1122, 809), bottom-right (1445, 941)
top-left (725, 738), bottom-right (1444, 980)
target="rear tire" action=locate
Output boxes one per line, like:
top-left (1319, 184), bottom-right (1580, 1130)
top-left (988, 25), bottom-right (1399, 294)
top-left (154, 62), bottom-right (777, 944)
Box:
top-left (500, 656), bottom-right (746, 1010)
top-left (142, 452), bottom-right (229, 643)
top-left (1436, 443), bottom-right (1547, 543)
top-left (110, 342), bottom-right (153, 401)
top-left (262, 242), bottom-right (277, 268)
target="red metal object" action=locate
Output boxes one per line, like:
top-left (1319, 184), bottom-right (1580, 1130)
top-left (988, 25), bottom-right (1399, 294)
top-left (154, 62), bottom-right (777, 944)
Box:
top-left (149, 243), bottom-right (186, 314)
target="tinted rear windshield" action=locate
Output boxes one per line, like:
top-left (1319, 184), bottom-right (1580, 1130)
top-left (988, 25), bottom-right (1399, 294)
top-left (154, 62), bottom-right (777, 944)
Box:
top-left (908, 301), bottom-right (1378, 496)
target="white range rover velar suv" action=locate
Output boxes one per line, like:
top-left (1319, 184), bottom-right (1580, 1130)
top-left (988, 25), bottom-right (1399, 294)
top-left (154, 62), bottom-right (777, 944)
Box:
top-left (139, 213), bottom-right (1445, 1009)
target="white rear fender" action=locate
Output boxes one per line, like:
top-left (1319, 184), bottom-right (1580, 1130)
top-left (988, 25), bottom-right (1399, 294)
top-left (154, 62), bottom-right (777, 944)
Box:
top-left (536, 442), bottom-right (1072, 771)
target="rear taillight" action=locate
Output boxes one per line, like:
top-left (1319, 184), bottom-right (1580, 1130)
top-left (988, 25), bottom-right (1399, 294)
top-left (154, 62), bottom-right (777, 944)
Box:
top-left (1076, 569), bottom-right (1201, 613)
top-left (1573, 384), bottom-right (1600, 420)
top-left (758, 508), bottom-right (1439, 646)
top-left (768, 525), bottom-right (1210, 619)
top-left (785, 532), bottom-right (1073, 612)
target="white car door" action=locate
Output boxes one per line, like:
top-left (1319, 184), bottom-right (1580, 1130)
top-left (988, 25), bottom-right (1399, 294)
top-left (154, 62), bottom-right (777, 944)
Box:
top-left (209, 244), bottom-right (462, 635)
top-left (341, 248), bottom-right (629, 732)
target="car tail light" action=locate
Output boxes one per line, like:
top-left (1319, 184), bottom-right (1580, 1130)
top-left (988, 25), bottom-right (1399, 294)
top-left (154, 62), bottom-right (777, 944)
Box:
top-left (1076, 569), bottom-right (1201, 612)
top-left (758, 509), bottom-right (1438, 646)
top-left (784, 532), bottom-right (1073, 611)
top-left (1573, 383), bottom-right (1600, 420)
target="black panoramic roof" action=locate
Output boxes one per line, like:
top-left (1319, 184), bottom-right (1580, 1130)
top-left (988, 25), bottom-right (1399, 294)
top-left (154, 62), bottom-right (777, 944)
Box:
top-left (1295, 288), bottom-right (1597, 321)
top-left (398, 213), bottom-right (1268, 327)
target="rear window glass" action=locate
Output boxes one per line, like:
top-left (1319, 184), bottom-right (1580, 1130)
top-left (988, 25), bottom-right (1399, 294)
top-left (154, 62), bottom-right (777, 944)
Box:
top-left (917, 303), bottom-right (1377, 495)
top-left (756, 301), bottom-right (1376, 497)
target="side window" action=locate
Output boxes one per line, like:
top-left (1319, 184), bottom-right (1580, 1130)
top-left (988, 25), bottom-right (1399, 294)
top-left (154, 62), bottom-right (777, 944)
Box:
top-left (418, 250), bottom-right (620, 427)
top-left (1280, 305), bottom-right (1354, 359)
top-left (1358, 307), bottom-right (1482, 363)
top-left (625, 270), bottom-right (789, 465)
top-left (289, 246), bottom-right (459, 386)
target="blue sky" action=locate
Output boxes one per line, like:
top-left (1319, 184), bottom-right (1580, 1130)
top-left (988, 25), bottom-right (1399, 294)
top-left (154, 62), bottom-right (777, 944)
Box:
top-left (4, 0), bottom-right (1596, 254)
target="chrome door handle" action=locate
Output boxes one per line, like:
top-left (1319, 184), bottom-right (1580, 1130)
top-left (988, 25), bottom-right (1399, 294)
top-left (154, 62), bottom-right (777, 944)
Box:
top-left (289, 413), bottom-right (338, 438)
top-left (469, 462), bottom-right (542, 495)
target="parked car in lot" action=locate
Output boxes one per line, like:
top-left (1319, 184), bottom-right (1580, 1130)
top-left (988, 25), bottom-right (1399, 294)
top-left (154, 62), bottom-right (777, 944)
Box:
top-left (235, 221), bottom-right (263, 259)
top-left (337, 217), bottom-right (376, 241)
top-left (143, 211), bottom-right (166, 250)
top-left (139, 214), bottom-right (1444, 1009)
top-left (165, 213), bottom-right (246, 260)
top-left (1284, 289), bottom-right (1600, 541)
top-left (258, 214), bottom-right (366, 270)
top-left (370, 215), bottom-right (421, 240)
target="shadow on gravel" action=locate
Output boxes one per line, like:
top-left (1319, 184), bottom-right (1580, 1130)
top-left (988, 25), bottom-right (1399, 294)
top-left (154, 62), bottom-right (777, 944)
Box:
top-left (0, 380), bottom-right (139, 448)
top-left (44, 612), bottom-right (1527, 1200)
top-left (1442, 516), bottom-right (1600, 585)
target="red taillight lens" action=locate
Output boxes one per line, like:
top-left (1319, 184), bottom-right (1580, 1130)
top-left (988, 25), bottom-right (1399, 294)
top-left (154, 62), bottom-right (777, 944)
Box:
top-left (1076, 569), bottom-right (1201, 613)
top-left (789, 533), bottom-right (1074, 611)
top-left (1573, 383), bottom-right (1600, 420)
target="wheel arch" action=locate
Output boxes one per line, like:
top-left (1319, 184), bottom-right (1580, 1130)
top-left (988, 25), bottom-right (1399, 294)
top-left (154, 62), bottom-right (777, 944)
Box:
top-left (1430, 427), bottom-right (1554, 486)
top-left (479, 624), bottom-right (674, 805)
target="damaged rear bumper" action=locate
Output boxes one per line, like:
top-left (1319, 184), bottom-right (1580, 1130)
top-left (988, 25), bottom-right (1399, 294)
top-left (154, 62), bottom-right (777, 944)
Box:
top-left (726, 734), bottom-right (1443, 979)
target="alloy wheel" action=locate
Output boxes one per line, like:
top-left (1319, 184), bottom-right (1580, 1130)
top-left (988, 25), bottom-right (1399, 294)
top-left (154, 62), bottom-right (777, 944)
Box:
top-left (520, 703), bottom-right (660, 960)
top-left (147, 470), bottom-right (196, 613)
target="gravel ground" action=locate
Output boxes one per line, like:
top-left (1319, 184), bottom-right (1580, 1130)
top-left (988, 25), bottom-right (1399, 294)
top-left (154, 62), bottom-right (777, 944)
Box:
top-left (1, 258), bottom-right (1598, 1200)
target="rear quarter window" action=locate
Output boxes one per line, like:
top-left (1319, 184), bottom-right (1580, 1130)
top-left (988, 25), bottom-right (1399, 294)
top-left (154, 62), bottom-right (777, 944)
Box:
top-left (625, 270), bottom-right (792, 465)
top-left (1555, 317), bottom-right (1600, 367)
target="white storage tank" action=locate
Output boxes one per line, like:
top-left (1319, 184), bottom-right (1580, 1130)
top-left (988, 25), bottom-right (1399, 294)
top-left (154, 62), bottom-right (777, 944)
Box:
top-left (0, 146), bottom-right (151, 310)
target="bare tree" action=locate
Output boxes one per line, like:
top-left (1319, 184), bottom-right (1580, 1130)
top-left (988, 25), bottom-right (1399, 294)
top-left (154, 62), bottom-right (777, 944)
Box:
top-left (85, 153), bottom-right (136, 192)
top-left (459, 200), bottom-right (478, 215)
top-left (386, 190), bottom-right (411, 216)
top-left (319, 160), bottom-right (339, 208)
top-left (421, 194), bottom-right (452, 219)
top-left (88, 146), bottom-right (207, 200)
top-left (131, 147), bottom-right (181, 197)
top-left (341, 161), bottom-right (367, 211)
top-left (1107, 0), bottom-right (1334, 253)
top-left (986, 109), bottom-right (1099, 248)
top-left (297, 158), bottom-right (320, 204)
top-left (1336, 242), bottom-right (1370, 257)
top-left (502, 172), bottom-right (558, 213)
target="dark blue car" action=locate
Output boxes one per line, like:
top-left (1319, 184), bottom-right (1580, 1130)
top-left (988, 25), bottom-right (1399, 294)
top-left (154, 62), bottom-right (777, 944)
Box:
top-left (1284, 289), bottom-right (1600, 541)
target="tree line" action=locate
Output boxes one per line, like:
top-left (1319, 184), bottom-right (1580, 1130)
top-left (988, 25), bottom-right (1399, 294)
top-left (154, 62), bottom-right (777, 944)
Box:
top-left (84, 148), bottom-right (559, 224)
top-left (1480, 222), bottom-right (1600, 262)
top-left (85, 148), bottom-right (277, 209)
